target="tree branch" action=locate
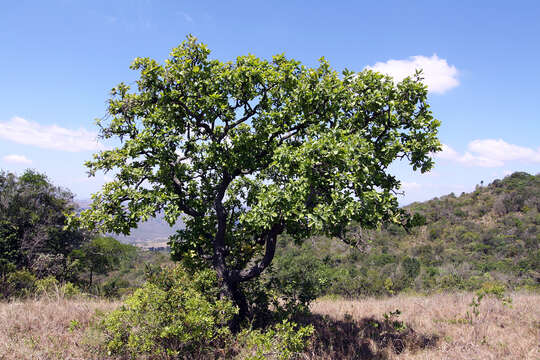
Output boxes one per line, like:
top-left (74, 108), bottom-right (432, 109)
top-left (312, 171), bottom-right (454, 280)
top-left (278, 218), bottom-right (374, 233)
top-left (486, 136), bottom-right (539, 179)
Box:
top-left (231, 222), bottom-right (284, 282)
top-left (170, 173), bottom-right (203, 218)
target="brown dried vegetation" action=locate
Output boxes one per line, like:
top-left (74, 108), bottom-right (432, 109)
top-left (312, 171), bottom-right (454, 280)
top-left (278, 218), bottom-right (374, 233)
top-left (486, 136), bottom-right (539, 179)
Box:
top-left (0, 296), bottom-right (118, 360)
top-left (0, 292), bottom-right (538, 360)
top-left (306, 292), bottom-right (540, 359)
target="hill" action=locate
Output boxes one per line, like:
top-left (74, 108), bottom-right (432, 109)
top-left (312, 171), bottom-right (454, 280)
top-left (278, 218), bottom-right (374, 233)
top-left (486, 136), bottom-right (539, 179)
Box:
top-left (271, 172), bottom-right (540, 296)
top-left (76, 199), bottom-right (183, 247)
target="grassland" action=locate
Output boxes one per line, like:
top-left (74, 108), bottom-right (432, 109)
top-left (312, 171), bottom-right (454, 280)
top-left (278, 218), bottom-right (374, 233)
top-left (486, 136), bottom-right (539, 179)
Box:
top-left (1, 292), bottom-right (538, 360)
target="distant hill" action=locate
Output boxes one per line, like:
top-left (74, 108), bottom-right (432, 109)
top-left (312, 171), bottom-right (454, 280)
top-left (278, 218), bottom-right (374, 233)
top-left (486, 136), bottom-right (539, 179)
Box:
top-left (75, 199), bottom-right (183, 246)
top-left (272, 171), bottom-right (540, 296)
top-left (111, 215), bottom-right (183, 248)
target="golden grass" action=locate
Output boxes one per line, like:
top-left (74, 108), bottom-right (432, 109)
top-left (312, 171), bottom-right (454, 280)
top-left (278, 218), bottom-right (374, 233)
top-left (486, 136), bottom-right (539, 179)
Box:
top-left (307, 292), bottom-right (540, 359)
top-left (0, 292), bottom-right (538, 359)
top-left (0, 296), bottom-right (119, 360)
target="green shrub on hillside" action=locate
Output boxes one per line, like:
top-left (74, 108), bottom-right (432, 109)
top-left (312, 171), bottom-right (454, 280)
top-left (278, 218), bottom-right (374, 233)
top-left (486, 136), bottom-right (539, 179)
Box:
top-left (101, 264), bottom-right (316, 359)
top-left (268, 245), bottom-right (328, 315)
top-left (269, 172), bottom-right (540, 297)
top-left (239, 320), bottom-right (314, 360)
top-left (103, 265), bottom-right (237, 358)
top-left (2, 269), bottom-right (36, 298)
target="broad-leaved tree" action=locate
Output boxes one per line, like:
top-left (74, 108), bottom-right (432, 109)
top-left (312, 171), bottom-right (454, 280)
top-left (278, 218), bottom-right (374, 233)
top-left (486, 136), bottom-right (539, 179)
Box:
top-left (78, 36), bottom-right (440, 324)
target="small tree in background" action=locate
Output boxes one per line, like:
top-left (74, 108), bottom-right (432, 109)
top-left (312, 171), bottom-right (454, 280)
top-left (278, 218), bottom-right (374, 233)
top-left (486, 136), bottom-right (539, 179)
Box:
top-left (77, 36), bottom-right (440, 326)
top-left (72, 236), bottom-right (136, 287)
top-left (0, 169), bottom-right (88, 281)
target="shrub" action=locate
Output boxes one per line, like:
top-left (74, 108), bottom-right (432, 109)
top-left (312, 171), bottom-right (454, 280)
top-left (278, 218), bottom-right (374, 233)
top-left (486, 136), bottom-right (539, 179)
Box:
top-left (60, 282), bottom-right (81, 298)
top-left (34, 276), bottom-right (81, 298)
top-left (466, 281), bottom-right (512, 322)
top-left (402, 257), bottom-right (421, 280)
top-left (2, 269), bottom-right (36, 298)
top-left (35, 275), bottom-right (59, 295)
top-left (99, 277), bottom-right (131, 298)
top-left (239, 319), bottom-right (314, 360)
top-left (268, 249), bottom-right (328, 316)
top-left (102, 265), bottom-right (237, 358)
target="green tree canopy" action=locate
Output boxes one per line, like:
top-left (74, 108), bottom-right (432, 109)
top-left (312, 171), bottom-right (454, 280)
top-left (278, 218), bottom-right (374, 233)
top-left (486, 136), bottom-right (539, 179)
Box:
top-left (0, 169), bottom-right (87, 279)
top-left (78, 36), bottom-right (440, 323)
top-left (72, 236), bottom-right (136, 287)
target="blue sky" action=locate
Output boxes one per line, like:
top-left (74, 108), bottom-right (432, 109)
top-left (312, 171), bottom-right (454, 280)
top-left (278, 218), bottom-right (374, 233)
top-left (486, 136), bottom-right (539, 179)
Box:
top-left (1, 0), bottom-right (539, 204)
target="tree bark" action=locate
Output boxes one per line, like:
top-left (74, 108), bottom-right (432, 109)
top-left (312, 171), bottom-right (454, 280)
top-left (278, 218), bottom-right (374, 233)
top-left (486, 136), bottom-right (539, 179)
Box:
top-left (211, 173), bottom-right (284, 331)
top-left (220, 275), bottom-right (249, 332)
top-left (213, 223), bottom-right (283, 331)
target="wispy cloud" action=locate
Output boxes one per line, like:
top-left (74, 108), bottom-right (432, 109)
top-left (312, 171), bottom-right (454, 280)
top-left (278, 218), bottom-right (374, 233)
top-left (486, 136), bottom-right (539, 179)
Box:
top-left (0, 117), bottom-right (105, 152)
top-left (2, 154), bottom-right (32, 164)
top-left (178, 11), bottom-right (194, 23)
top-left (366, 54), bottom-right (459, 94)
top-left (401, 181), bottom-right (422, 191)
top-left (437, 139), bottom-right (540, 167)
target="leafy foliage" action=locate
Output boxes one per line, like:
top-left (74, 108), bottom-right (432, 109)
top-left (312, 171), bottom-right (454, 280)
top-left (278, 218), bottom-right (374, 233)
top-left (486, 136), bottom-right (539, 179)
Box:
top-left (0, 170), bottom-right (92, 298)
top-left (71, 236), bottom-right (136, 287)
top-left (0, 170), bottom-right (87, 279)
top-left (466, 282), bottom-right (512, 323)
top-left (0, 169), bottom-right (145, 298)
top-left (77, 35), bottom-right (440, 321)
top-left (239, 320), bottom-right (314, 360)
top-left (102, 265), bottom-right (237, 358)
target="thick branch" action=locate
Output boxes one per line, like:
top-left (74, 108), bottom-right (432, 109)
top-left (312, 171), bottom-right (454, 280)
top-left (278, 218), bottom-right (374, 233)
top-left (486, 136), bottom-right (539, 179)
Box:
top-left (170, 173), bottom-right (203, 218)
top-left (231, 222), bottom-right (284, 282)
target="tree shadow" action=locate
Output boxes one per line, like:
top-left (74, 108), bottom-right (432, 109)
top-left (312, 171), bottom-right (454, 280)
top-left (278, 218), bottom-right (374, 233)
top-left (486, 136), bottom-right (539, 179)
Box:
top-left (298, 313), bottom-right (439, 359)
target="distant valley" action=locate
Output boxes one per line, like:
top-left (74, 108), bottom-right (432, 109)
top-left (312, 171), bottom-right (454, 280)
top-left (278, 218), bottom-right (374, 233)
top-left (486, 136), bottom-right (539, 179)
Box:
top-left (75, 199), bottom-right (183, 248)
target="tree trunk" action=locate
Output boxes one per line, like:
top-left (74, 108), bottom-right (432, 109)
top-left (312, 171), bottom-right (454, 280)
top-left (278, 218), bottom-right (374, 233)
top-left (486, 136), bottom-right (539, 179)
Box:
top-left (220, 276), bottom-right (249, 332)
top-left (211, 175), bottom-right (282, 331)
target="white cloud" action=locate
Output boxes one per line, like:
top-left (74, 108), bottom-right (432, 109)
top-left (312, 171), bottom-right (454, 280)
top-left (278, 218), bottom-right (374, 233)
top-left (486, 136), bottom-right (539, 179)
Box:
top-left (458, 152), bottom-right (504, 167)
top-left (0, 117), bottom-right (105, 152)
top-left (436, 144), bottom-right (460, 160)
top-left (366, 54), bottom-right (459, 94)
top-left (436, 139), bottom-right (540, 167)
top-left (401, 181), bottom-right (421, 191)
top-left (468, 139), bottom-right (540, 163)
top-left (178, 12), bottom-right (193, 22)
top-left (2, 154), bottom-right (32, 164)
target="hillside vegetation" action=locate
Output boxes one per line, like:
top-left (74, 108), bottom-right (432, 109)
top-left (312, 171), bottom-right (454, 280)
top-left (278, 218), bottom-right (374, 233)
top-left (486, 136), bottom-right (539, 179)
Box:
top-left (271, 172), bottom-right (540, 297)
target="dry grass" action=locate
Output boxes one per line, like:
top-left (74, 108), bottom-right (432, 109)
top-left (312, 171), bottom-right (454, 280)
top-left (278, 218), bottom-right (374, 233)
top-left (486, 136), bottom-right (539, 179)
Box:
top-left (307, 292), bottom-right (540, 359)
top-left (0, 296), bottom-right (119, 360)
top-left (0, 292), bottom-right (538, 359)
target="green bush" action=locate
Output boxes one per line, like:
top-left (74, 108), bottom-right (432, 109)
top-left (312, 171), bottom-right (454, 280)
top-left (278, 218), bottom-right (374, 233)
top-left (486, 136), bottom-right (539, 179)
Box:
top-left (34, 276), bottom-right (81, 298)
top-left (100, 277), bottom-right (131, 298)
top-left (2, 269), bottom-right (36, 298)
top-left (402, 257), bottom-right (421, 280)
top-left (268, 249), bottom-right (328, 316)
top-left (102, 265), bottom-right (237, 358)
top-left (239, 319), bottom-right (314, 360)
top-left (60, 282), bottom-right (81, 298)
top-left (35, 275), bottom-right (59, 295)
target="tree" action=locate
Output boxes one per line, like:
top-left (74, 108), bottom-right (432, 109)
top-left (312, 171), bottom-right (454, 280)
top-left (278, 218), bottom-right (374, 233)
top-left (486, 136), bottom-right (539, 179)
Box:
top-left (72, 236), bottom-right (136, 287)
top-left (78, 35), bottom-right (440, 325)
top-left (0, 169), bottom-right (87, 280)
